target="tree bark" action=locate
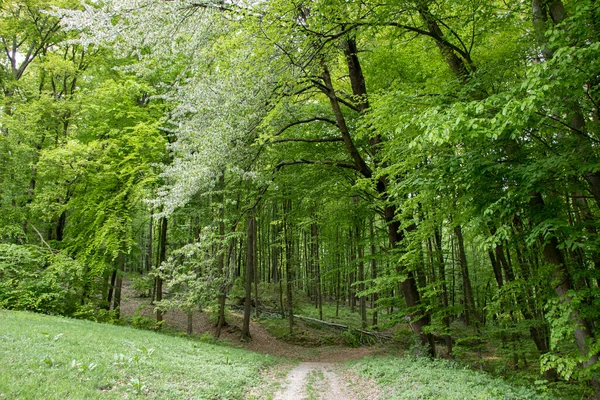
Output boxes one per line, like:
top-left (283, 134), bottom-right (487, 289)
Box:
top-left (370, 217), bottom-right (378, 327)
top-left (454, 225), bottom-right (478, 325)
top-left (284, 199), bottom-right (294, 334)
top-left (155, 216), bottom-right (168, 323)
top-left (434, 226), bottom-right (453, 355)
top-left (215, 174), bottom-right (227, 338)
top-left (312, 221), bottom-right (323, 320)
top-left (242, 211), bottom-right (255, 340)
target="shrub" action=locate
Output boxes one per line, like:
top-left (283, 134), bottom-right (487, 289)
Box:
top-left (0, 244), bottom-right (83, 315)
top-left (342, 329), bottom-right (361, 348)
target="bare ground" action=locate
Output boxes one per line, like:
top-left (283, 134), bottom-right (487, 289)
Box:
top-left (273, 362), bottom-right (381, 400)
top-left (120, 282), bottom-right (385, 399)
top-left (119, 282), bottom-right (385, 361)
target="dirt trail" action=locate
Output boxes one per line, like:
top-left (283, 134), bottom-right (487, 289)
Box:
top-left (120, 282), bottom-right (383, 398)
top-left (274, 362), bottom-right (358, 400)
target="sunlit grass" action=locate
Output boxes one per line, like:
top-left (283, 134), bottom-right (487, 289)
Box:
top-left (0, 310), bottom-right (279, 399)
top-left (348, 356), bottom-right (581, 400)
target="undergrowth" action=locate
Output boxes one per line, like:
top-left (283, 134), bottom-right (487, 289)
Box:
top-left (349, 356), bottom-right (584, 399)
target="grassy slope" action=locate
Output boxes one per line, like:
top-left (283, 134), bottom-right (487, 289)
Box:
top-left (0, 310), bottom-right (278, 399)
top-left (348, 356), bottom-right (572, 400)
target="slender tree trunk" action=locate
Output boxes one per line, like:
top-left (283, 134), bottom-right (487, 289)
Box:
top-left (106, 269), bottom-right (117, 310)
top-left (357, 223), bottom-right (367, 329)
top-left (146, 212), bottom-right (153, 273)
top-left (312, 221), bottom-right (323, 320)
top-left (284, 199), bottom-right (294, 334)
top-left (156, 216), bottom-right (168, 323)
top-left (434, 226), bottom-right (453, 355)
top-left (336, 230), bottom-right (341, 318)
top-left (348, 228), bottom-right (356, 313)
top-left (370, 217), bottom-right (378, 327)
top-left (187, 312), bottom-right (193, 335)
top-left (454, 225), bottom-right (478, 326)
top-left (215, 175), bottom-right (227, 338)
top-left (254, 210), bottom-right (260, 318)
top-left (113, 253), bottom-right (125, 319)
top-left (242, 211), bottom-right (255, 340)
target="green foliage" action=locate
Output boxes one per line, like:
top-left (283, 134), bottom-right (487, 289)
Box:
top-left (71, 304), bottom-right (118, 324)
top-left (0, 244), bottom-right (83, 315)
top-left (153, 232), bottom-right (224, 315)
top-left (129, 272), bottom-right (154, 298)
top-left (341, 329), bottom-right (361, 348)
top-left (130, 313), bottom-right (163, 332)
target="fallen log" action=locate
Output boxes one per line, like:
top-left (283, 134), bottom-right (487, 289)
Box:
top-left (292, 314), bottom-right (394, 341)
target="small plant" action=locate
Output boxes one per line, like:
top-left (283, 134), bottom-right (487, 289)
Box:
top-left (129, 273), bottom-right (154, 297)
top-left (72, 303), bottom-right (118, 323)
top-left (128, 376), bottom-right (146, 395)
top-left (70, 359), bottom-right (98, 372)
top-left (131, 313), bottom-right (161, 331)
top-left (342, 329), bottom-right (361, 348)
top-left (41, 356), bottom-right (58, 368)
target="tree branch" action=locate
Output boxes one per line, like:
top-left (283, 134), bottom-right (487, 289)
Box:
top-left (276, 159), bottom-right (359, 171)
top-left (26, 220), bottom-right (56, 252)
top-left (271, 137), bottom-right (343, 144)
top-left (273, 117), bottom-right (337, 137)
top-left (310, 79), bottom-right (362, 112)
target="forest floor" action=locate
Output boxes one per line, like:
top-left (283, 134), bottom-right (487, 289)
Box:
top-left (119, 282), bottom-right (388, 361)
top-left (119, 282), bottom-right (387, 399)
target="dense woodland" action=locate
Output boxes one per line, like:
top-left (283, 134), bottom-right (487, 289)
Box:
top-left (1, 0), bottom-right (600, 396)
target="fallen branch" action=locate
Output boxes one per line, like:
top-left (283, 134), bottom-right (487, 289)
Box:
top-left (293, 314), bottom-right (394, 341)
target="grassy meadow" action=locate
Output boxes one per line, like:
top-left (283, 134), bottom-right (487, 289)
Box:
top-left (0, 310), bottom-right (279, 399)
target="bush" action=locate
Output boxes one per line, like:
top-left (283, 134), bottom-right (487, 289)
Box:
top-left (72, 303), bottom-right (118, 324)
top-left (129, 272), bottom-right (154, 297)
top-left (342, 329), bottom-right (361, 348)
top-left (0, 244), bottom-right (83, 315)
top-left (131, 314), bottom-right (163, 331)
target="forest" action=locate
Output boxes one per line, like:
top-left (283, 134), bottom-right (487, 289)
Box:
top-left (1, 0), bottom-right (599, 397)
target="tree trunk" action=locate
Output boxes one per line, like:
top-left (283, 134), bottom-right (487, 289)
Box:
top-left (530, 192), bottom-right (599, 387)
top-left (113, 253), bottom-right (125, 319)
top-left (357, 224), bottom-right (367, 329)
top-left (106, 269), bottom-right (117, 310)
top-left (434, 226), bottom-right (453, 355)
top-left (242, 212), bottom-right (255, 341)
top-left (155, 216), bottom-right (168, 323)
top-left (386, 205), bottom-right (435, 356)
top-left (454, 225), bottom-right (478, 326)
top-left (215, 174), bottom-right (227, 338)
top-left (284, 199), bottom-right (294, 334)
top-left (312, 221), bottom-right (323, 320)
top-left (187, 312), bottom-right (193, 335)
top-left (370, 217), bottom-right (378, 328)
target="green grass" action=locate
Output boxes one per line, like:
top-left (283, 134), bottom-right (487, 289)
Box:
top-left (0, 310), bottom-right (279, 399)
top-left (305, 369), bottom-right (325, 400)
top-left (347, 356), bottom-right (576, 400)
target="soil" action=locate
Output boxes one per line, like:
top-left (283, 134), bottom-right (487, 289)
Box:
top-left (273, 362), bottom-right (380, 400)
top-left (119, 282), bottom-right (386, 362)
top-left (119, 281), bottom-right (386, 399)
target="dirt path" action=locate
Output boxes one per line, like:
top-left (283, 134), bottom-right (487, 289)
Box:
top-left (119, 280), bottom-right (385, 361)
top-left (273, 362), bottom-right (377, 400)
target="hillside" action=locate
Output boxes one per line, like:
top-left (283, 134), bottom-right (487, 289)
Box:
top-left (0, 310), bottom-right (278, 399)
top-left (0, 310), bottom-right (574, 399)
